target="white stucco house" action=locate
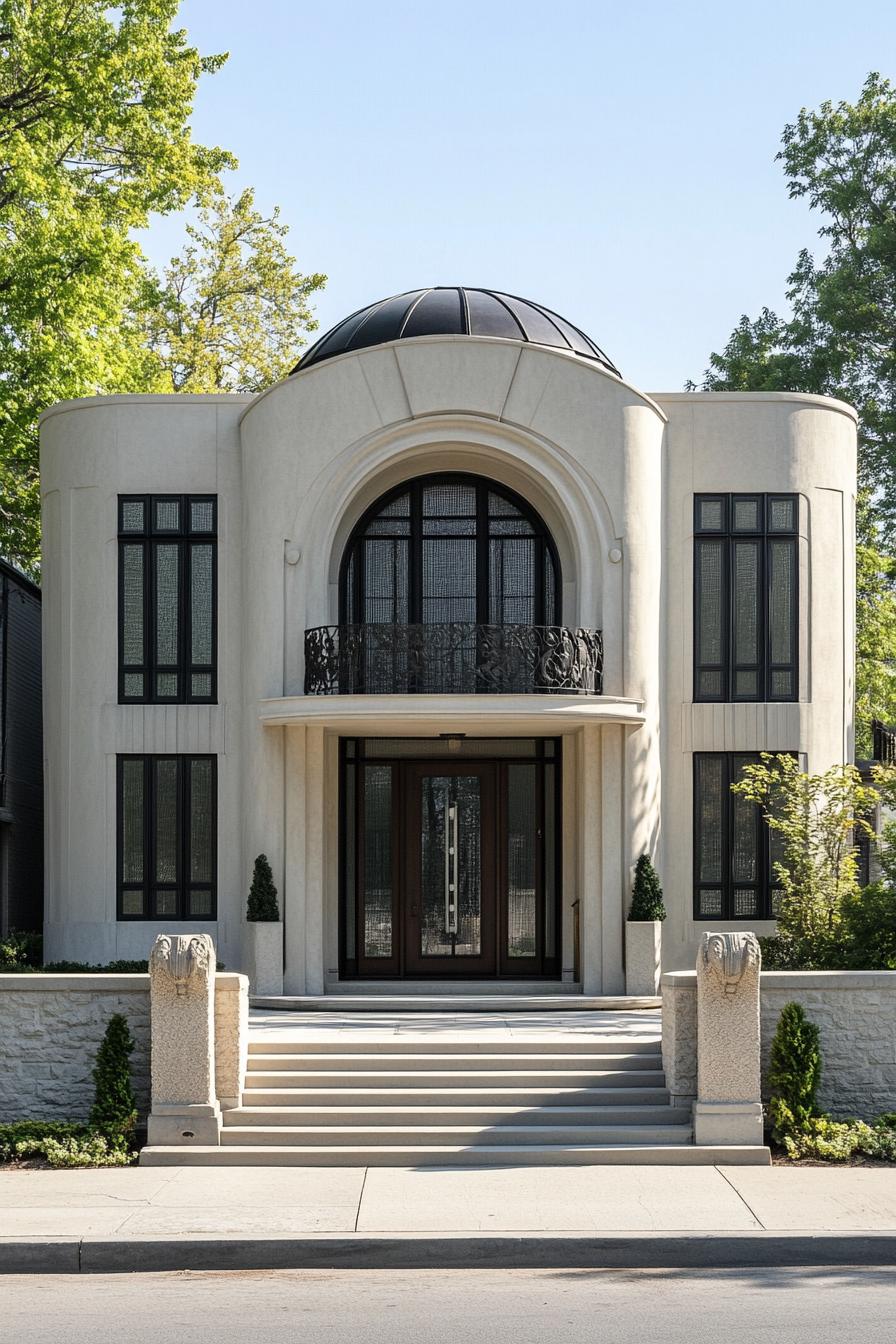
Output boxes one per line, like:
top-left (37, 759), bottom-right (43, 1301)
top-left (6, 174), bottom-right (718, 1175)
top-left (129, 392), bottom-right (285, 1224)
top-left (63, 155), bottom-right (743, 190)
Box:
top-left (38, 286), bottom-right (857, 996)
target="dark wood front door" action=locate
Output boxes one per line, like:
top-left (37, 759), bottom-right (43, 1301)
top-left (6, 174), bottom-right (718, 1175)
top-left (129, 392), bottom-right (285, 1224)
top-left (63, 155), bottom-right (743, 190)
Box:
top-left (342, 739), bottom-right (561, 980)
top-left (404, 762), bottom-right (498, 977)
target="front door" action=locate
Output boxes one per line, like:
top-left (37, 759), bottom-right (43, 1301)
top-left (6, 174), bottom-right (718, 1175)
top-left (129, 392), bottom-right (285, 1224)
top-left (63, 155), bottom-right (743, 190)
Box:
top-left (405, 763), bottom-right (498, 976)
top-left (342, 738), bottom-right (561, 979)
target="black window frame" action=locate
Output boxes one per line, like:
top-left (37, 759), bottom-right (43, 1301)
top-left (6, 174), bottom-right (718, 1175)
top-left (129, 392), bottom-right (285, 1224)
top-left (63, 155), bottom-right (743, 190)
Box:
top-left (117, 754), bottom-right (217, 921)
top-left (692, 752), bottom-right (786, 921)
top-left (694, 493), bottom-right (798, 703)
top-left (339, 473), bottom-right (561, 628)
top-left (118, 495), bottom-right (218, 705)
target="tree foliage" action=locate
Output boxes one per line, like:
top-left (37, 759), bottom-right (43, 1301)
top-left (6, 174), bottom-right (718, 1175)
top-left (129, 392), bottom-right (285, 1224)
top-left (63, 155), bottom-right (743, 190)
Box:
top-left (89, 1013), bottom-right (137, 1149)
top-left (731, 753), bottom-right (880, 967)
top-left (0, 0), bottom-right (233, 573)
top-left (694, 73), bottom-right (896, 735)
top-left (143, 188), bottom-right (325, 393)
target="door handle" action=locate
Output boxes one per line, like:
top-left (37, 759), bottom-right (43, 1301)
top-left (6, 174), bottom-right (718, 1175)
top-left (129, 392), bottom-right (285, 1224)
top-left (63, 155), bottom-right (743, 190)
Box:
top-left (445, 796), bottom-right (458, 935)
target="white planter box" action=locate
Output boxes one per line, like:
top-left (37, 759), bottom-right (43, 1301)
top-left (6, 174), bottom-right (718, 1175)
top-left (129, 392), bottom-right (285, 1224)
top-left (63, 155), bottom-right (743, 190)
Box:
top-left (625, 920), bottom-right (662, 995)
top-left (244, 921), bottom-right (283, 996)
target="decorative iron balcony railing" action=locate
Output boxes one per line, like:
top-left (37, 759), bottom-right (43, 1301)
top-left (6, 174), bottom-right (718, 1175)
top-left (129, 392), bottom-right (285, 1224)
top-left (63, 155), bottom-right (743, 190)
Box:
top-left (304, 623), bottom-right (603, 696)
top-left (872, 719), bottom-right (896, 765)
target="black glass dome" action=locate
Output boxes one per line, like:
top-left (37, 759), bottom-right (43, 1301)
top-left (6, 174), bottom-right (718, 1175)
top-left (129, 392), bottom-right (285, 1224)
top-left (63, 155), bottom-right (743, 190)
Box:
top-left (292, 287), bottom-right (620, 376)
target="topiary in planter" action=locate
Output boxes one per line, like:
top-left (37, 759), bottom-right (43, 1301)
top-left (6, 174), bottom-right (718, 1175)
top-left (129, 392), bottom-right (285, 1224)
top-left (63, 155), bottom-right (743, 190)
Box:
top-left (89, 1013), bottom-right (137, 1151)
top-left (628, 854), bottom-right (666, 921)
top-left (247, 853), bottom-right (280, 921)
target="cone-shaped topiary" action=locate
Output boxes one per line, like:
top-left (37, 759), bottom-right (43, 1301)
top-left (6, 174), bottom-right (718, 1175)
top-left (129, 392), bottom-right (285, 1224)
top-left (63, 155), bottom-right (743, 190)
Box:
top-left (628, 854), bottom-right (666, 921)
top-left (89, 1014), bottom-right (137, 1150)
top-left (768, 1001), bottom-right (821, 1140)
top-left (247, 853), bottom-right (280, 921)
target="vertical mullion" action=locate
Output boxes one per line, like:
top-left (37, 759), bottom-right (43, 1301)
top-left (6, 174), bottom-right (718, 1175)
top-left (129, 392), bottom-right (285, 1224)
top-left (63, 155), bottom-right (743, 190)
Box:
top-left (183, 529), bottom-right (191, 704)
top-left (179, 757), bottom-right (188, 920)
top-left (145, 756), bottom-right (154, 919)
top-left (148, 523), bottom-right (157, 704)
top-left (476, 483), bottom-right (489, 626)
top-left (723, 754), bottom-right (732, 920)
top-left (410, 481), bottom-right (422, 624)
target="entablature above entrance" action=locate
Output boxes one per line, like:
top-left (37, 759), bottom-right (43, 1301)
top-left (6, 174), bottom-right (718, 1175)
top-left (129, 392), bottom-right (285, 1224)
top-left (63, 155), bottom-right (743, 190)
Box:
top-left (257, 693), bottom-right (645, 733)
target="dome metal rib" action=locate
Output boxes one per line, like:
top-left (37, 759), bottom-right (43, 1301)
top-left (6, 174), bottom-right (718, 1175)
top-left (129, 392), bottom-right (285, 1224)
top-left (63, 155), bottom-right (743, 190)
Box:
top-left (292, 287), bottom-right (619, 376)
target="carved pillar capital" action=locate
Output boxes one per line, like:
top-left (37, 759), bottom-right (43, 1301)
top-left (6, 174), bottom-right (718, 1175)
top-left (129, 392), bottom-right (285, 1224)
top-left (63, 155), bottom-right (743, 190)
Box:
top-left (700, 931), bottom-right (761, 996)
top-left (150, 933), bottom-right (214, 997)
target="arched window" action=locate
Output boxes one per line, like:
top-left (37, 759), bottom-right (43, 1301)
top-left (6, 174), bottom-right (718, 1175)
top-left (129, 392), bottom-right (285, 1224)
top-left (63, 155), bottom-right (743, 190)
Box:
top-left (340, 474), bottom-right (560, 628)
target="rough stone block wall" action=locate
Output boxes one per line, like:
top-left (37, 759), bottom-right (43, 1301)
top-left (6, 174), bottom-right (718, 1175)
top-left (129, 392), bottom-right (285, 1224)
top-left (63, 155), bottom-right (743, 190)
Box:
top-left (0, 972), bottom-right (248, 1124)
top-left (0, 977), bottom-right (151, 1122)
top-left (662, 971), bottom-right (896, 1122)
top-left (760, 974), bottom-right (896, 1120)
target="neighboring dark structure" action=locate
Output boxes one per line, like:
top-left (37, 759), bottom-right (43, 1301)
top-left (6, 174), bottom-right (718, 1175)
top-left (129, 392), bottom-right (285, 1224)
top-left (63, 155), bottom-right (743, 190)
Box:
top-left (0, 560), bottom-right (42, 936)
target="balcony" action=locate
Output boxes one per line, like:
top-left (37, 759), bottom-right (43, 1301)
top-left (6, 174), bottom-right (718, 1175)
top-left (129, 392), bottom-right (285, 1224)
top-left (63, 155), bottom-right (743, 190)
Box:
top-left (873, 719), bottom-right (896, 765)
top-left (303, 623), bottom-right (604, 697)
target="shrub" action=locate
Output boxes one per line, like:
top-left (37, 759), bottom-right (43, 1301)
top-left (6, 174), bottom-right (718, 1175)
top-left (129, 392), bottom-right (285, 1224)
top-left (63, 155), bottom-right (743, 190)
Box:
top-left (0, 1121), bottom-right (88, 1162)
top-left (768, 1002), bottom-right (822, 1142)
top-left (13, 1133), bottom-right (132, 1169)
top-left (0, 1120), bottom-right (134, 1168)
top-left (247, 853), bottom-right (280, 921)
top-left (767, 1005), bottom-right (896, 1163)
top-left (0, 928), bottom-right (42, 969)
top-left (628, 854), bottom-right (666, 921)
top-left (89, 1014), bottom-right (137, 1150)
top-left (839, 882), bottom-right (896, 969)
top-left (732, 755), bottom-right (886, 968)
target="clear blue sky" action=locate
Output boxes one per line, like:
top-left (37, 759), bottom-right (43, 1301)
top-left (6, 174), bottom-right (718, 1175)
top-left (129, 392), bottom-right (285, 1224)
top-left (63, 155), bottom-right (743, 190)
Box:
top-left (141, 0), bottom-right (896, 390)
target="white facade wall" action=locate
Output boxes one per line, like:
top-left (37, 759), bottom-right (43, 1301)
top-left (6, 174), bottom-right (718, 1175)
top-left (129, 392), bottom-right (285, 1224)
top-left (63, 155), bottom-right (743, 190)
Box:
top-left (39, 338), bottom-right (858, 991)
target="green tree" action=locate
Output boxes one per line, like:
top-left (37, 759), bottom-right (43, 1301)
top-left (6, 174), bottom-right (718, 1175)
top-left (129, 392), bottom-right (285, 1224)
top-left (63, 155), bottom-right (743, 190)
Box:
top-left (0, 0), bottom-right (233, 573)
top-left (731, 754), bottom-right (880, 967)
top-left (142, 188), bottom-right (326, 393)
top-left (768, 1002), bottom-right (822, 1141)
top-left (89, 1013), bottom-right (137, 1149)
top-left (694, 73), bottom-right (896, 735)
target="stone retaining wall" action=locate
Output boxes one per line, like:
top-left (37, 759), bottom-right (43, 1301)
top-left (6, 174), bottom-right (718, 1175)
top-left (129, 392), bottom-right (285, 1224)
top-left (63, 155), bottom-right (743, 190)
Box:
top-left (661, 970), bottom-right (896, 1121)
top-left (0, 973), bottom-right (246, 1123)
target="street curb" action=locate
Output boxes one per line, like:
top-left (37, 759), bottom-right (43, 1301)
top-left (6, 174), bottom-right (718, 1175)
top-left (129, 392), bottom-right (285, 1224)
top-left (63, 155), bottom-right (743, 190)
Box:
top-left (3, 1232), bottom-right (896, 1274)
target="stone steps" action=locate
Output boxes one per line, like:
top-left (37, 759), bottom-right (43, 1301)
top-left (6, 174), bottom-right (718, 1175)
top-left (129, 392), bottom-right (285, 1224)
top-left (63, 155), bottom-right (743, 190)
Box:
top-left (140, 1143), bottom-right (773, 1167)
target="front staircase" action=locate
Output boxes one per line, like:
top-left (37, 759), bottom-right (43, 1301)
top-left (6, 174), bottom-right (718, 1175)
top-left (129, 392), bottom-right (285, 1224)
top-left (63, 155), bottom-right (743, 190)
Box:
top-left (141, 1021), bottom-right (769, 1166)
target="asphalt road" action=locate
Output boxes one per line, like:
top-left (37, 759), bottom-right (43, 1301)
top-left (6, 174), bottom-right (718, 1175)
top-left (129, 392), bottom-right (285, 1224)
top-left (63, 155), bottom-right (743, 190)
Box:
top-left (3, 1266), bottom-right (894, 1344)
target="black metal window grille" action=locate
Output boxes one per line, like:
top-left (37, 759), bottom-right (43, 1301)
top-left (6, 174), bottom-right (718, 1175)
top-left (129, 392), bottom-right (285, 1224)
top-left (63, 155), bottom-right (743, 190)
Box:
top-left (117, 755), bottom-right (216, 920)
top-left (118, 495), bottom-right (217, 704)
top-left (694, 494), bottom-right (798, 702)
top-left (693, 752), bottom-right (785, 920)
top-left (340, 474), bottom-right (560, 628)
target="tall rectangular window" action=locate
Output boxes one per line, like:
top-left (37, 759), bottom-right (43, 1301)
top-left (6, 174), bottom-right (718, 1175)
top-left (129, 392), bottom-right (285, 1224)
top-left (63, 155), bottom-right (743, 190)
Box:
top-left (117, 755), bottom-right (216, 920)
top-left (694, 494), bottom-right (798, 702)
top-left (118, 496), bottom-right (217, 703)
top-left (693, 752), bottom-right (784, 920)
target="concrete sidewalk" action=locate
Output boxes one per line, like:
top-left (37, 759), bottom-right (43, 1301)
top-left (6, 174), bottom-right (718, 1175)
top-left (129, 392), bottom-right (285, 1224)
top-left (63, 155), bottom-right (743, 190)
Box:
top-left (2, 1164), bottom-right (896, 1272)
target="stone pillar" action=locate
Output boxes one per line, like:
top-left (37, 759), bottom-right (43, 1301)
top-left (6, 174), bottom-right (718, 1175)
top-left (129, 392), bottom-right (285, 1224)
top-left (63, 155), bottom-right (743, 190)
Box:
top-left (214, 973), bottom-right (249, 1111)
top-left (147, 933), bottom-right (221, 1146)
top-left (694, 931), bottom-right (763, 1146)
